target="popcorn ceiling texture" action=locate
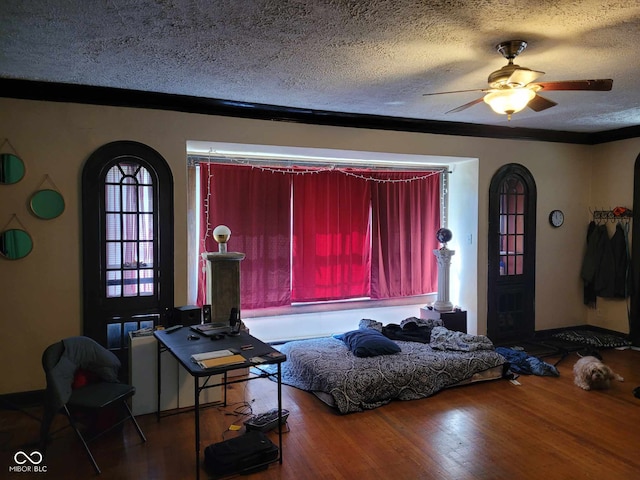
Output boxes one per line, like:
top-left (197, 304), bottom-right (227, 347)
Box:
top-left (1, 0), bottom-right (639, 132)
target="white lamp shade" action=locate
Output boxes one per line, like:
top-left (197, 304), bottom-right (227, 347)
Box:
top-left (483, 88), bottom-right (536, 115)
top-left (213, 225), bottom-right (231, 244)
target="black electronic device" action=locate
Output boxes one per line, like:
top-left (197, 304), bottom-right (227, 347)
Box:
top-left (190, 323), bottom-right (231, 337)
top-left (171, 305), bottom-right (201, 327)
top-left (202, 304), bottom-right (212, 324)
top-left (244, 408), bottom-right (289, 433)
top-left (204, 431), bottom-right (278, 477)
top-left (228, 307), bottom-right (241, 336)
top-left (164, 325), bottom-right (183, 334)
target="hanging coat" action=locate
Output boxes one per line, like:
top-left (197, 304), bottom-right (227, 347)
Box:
top-left (610, 222), bottom-right (633, 298)
top-left (581, 223), bottom-right (615, 302)
top-left (595, 225), bottom-right (616, 298)
top-left (581, 221), bottom-right (598, 306)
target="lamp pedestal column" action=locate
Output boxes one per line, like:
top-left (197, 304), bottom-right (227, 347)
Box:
top-left (433, 247), bottom-right (455, 312)
top-left (201, 252), bottom-right (245, 324)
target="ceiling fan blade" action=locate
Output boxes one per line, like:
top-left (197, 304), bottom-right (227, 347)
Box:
top-left (423, 88), bottom-right (486, 96)
top-left (527, 94), bottom-right (558, 112)
top-left (534, 79), bottom-right (613, 91)
top-left (446, 97), bottom-right (485, 114)
top-left (507, 68), bottom-right (544, 86)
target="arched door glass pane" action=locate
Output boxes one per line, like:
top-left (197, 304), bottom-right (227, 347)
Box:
top-left (105, 162), bottom-right (155, 298)
top-left (499, 175), bottom-right (526, 276)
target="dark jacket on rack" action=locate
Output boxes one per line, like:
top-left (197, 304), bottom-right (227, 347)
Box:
top-left (581, 223), bottom-right (615, 304)
top-left (611, 222), bottom-right (633, 298)
top-left (582, 221), bottom-right (598, 306)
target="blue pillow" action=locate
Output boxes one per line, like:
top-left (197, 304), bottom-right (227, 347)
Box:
top-left (335, 329), bottom-right (401, 357)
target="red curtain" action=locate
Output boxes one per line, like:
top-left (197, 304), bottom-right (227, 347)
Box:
top-left (370, 172), bottom-right (440, 298)
top-left (291, 170), bottom-right (370, 302)
top-left (198, 164), bottom-right (440, 308)
top-left (197, 164), bottom-right (291, 309)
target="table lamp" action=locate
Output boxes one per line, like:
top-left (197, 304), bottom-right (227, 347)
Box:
top-left (213, 225), bottom-right (231, 253)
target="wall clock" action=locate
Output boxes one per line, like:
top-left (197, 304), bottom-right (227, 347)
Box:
top-left (549, 209), bottom-right (564, 227)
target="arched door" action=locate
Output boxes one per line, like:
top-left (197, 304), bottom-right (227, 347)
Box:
top-left (487, 164), bottom-right (537, 343)
top-left (82, 141), bottom-right (174, 371)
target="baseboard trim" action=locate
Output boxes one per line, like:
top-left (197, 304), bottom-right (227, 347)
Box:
top-left (0, 390), bottom-right (44, 411)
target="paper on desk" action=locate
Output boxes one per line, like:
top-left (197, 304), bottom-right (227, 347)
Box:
top-left (191, 350), bottom-right (234, 362)
top-left (197, 354), bottom-right (247, 369)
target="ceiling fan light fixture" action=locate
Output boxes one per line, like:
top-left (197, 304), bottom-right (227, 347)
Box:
top-left (424, 39), bottom-right (611, 118)
top-left (483, 88), bottom-right (536, 119)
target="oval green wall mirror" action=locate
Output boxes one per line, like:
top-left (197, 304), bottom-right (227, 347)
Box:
top-left (0, 228), bottom-right (33, 260)
top-left (0, 153), bottom-right (26, 184)
top-left (30, 189), bottom-right (65, 219)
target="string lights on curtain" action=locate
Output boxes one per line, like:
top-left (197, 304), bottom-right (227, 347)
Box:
top-left (217, 155), bottom-right (442, 183)
top-left (197, 148), bottom-right (450, 297)
top-left (440, 170), bottom-right (449, 229)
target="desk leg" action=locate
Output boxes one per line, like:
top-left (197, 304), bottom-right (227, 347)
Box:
top-left (277, 362), bottom-right (283, 464)
top-left (223, 371), bottom-right (228, 406)
top-left (156, 341), bottom-right (161, 421)
top-left (195, 378), bottom-right (200, 480)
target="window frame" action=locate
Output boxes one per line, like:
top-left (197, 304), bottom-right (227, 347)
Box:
top-left (189, 156), bottom-right (445, 311)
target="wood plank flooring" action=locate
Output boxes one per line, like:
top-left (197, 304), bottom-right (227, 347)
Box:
top-left (2, 348), bottom-right (640, 479)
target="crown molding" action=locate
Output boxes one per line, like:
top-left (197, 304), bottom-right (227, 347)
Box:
top-left (1, 78), bottom-right (638, 145)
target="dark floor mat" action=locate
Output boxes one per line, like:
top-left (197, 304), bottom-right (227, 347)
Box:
top-left (551, 329), bottom-right (632, 349)
top-left (535, 338), bottom-right (585, 352)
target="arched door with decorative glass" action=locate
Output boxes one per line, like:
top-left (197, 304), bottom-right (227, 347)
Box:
top-left (82, 141), bottom-right (174, 372)
top-left (488, 164), bottom-right (536, 342)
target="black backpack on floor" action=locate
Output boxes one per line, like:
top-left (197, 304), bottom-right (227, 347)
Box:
top-left (204, 431), bottom-right (279, 477)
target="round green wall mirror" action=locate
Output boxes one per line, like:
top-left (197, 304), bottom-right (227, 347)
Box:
top-left (0, 153), bottom-right (26, 184)
top-left (0, 228), bottom-right (33, 260)
top-left (30, 189), bottom-right (65, 219)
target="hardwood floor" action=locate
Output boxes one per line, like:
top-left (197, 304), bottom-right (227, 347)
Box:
top-left (2, 348), bottom-right (640, 479)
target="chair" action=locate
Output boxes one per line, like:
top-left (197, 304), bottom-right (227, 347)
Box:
top-left (39, 336), bottom-right (146, 474)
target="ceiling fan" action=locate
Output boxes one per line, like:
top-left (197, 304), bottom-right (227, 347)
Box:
top-left (423, 40), bottom-right (613, 120)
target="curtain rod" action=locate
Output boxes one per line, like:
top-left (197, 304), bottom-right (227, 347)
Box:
top-left (187, 154), bottom-right (451, 173)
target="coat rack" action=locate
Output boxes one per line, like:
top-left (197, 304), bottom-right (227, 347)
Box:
top-left (591, 207), bottom-right (633, 224)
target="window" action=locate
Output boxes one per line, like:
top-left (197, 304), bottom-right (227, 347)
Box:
top-left (192, 158), bottom-right (441, 311)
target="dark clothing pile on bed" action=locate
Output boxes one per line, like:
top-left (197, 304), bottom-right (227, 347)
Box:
top-left (380, 318), bottom-right (496, 353)
top-left (367, 316), bottom-right (440, 343)
top-left (382, 322), bottom-right (432, 343)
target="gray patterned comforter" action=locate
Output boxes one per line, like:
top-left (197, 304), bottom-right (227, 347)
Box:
top-left (265, 335), bottom-right (506, 413)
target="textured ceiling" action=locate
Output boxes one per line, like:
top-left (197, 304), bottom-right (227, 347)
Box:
top-left (2, 0), bottom-right (640, 133)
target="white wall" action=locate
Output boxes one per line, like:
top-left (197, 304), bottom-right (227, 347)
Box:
top-left (1, 96), bottom-right (638, 393)
top-left (447, 159), bottom-right (479, 333)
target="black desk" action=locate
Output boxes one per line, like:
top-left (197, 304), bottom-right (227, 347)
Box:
top-left (154, 328), bottom-right (286, 479)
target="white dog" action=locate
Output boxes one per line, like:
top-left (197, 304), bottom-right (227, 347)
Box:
top-left (573, 356), bottom-right (624, 390)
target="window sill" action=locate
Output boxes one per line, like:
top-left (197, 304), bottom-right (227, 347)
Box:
top-left (242, 294), bottom-right (436, 318)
